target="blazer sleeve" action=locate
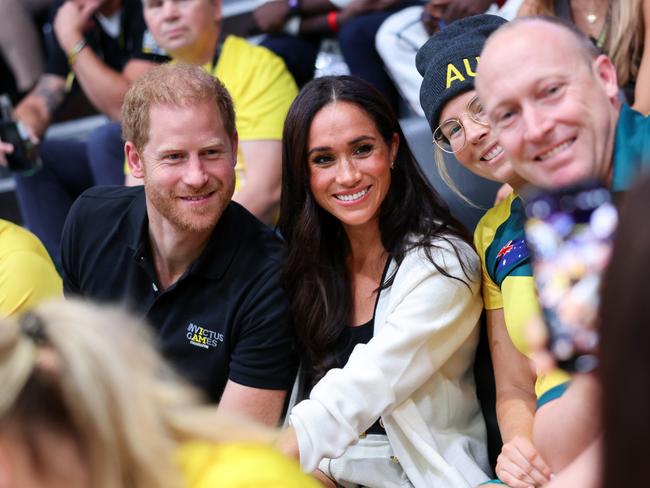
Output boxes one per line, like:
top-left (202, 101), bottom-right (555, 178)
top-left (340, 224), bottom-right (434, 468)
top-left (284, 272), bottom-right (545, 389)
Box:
top-left (289, 238), bottom-right (483, 471)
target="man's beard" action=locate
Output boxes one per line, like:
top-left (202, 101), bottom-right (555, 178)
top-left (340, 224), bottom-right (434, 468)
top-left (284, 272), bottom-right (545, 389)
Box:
top-left (145, 177), bottom-right (235, 233)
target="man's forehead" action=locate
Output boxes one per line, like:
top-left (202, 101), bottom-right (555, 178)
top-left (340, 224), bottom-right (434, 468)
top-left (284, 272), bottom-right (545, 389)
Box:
top-left (478, 21), bottom-right (580, 94)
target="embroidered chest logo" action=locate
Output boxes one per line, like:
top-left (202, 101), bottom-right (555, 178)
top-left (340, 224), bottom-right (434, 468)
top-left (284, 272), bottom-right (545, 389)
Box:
top-left (186, 323), bottom-right (224, 349)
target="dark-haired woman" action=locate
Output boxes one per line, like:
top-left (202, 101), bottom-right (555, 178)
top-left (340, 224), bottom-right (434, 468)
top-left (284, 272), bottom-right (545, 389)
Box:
top-left (276, 75), bottom-right (491, 487)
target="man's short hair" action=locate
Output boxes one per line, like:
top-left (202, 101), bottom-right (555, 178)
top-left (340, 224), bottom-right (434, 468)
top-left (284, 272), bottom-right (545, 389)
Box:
top-left (122, 63), bottom-right (236, 151)
top-left (487, 15), bottom-right (601, 67)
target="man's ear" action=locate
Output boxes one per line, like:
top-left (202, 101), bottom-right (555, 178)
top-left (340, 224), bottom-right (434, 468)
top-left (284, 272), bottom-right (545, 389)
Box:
top-left (0, 442), bottom-right (13, 488)
top-left (230, 131), bottom-right (239, 168)
top-left (125, 141), bottom-right (145, 179)
top-left (593, 54), bottom-right (620, 103)
top-left (213, 0), bottom-right (223, 25)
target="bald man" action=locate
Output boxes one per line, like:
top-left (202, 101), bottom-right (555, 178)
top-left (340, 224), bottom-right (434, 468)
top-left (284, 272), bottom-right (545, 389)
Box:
top-left (476, 16), bottom-right (650, 192)
top-left (474, 16), bottom-right (650, 478)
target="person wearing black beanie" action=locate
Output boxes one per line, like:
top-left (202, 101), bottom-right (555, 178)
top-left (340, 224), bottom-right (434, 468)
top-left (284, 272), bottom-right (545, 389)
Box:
top-left (416, 14), bottom-right (568, 488)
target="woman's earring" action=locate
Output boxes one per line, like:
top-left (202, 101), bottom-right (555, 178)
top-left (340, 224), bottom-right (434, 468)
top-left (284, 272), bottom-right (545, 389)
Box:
top-left (390, 160), bottom-right (395, 170)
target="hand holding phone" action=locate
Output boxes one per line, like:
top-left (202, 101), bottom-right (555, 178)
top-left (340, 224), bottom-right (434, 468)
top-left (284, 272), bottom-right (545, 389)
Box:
top-left (0, 95), bottom-right (42, 175)
top-left (524, 180), bottom-right (618, 373)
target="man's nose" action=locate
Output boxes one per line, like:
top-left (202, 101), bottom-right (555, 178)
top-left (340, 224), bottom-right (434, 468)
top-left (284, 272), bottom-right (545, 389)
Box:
top-left (183, 155), bottom-right (209, 188)
top-left (162, 0), bottom-right (180, 19)
top-left (522, 104), bottom-right (554, 143)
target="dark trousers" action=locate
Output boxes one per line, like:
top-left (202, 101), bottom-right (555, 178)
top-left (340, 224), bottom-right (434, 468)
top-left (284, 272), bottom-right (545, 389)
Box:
top-left (14, 121), bottom-right (124, 266)
top-left (261, 34), bottom-right (320, 88)
top-left (262, 3), bottom-right (419, 110)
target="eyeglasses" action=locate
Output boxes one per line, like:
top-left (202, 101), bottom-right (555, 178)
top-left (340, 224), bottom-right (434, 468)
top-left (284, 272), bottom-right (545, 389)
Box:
top-left (432, 96), bottom-right (490, 154)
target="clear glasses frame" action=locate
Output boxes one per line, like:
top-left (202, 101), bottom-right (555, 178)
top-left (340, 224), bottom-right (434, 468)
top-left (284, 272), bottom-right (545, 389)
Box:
top-left (432, 95), bottom-right (490, 154)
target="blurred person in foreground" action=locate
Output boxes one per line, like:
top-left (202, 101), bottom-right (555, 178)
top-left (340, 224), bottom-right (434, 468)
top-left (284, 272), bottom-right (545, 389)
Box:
top-left (531, 174), bottom-right (650, 487)
top-left (0, 298), bottom-right (319, 488)
top-left (0, 219), bottom-right (61, 317)
top-left (276, 75), bottom-right (490, 487)
top-left (597, 175), bottom-right (650, 487)
top-left (61, 64), bottom-right (296, 424)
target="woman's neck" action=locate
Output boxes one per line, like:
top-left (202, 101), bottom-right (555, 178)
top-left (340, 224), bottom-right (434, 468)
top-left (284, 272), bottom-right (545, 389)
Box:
top-left (344, 221), bottom-right (389, 326)
top-left (344, 220), bottom-right (385, 270)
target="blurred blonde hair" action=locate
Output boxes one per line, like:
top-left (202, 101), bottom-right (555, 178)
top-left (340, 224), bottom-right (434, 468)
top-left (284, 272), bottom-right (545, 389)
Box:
top-left (0, 299), bottom-right (276, 488)
top-left (433, 146), bottom-right (480, 208)
top-left (521, 0), bottom-right (645, 88)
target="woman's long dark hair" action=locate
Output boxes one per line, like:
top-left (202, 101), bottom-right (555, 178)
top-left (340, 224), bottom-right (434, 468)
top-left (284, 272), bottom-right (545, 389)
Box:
top-left (599, 175), bottom-right (650, 486)
top-left (279, 76), bottom-right (473, 381)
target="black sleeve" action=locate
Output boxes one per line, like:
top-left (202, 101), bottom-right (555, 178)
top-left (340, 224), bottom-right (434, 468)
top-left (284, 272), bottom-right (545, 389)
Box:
top-left (60, 194), bottom-right (84, 297)
top-left (228, 262), bottom-right (298, 391)
top-left (44, 0), bottom-right (72, 77)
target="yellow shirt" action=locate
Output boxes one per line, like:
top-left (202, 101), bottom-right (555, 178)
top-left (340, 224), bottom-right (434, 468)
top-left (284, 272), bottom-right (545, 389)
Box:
top-left (178, 441), bottom-right (320, 488)
top-left (474, 194), bottom-right (569, 397)
top-left (0, 219), bottom-right (62, 316)
top-left (207, 36), bottom-right (297, 190)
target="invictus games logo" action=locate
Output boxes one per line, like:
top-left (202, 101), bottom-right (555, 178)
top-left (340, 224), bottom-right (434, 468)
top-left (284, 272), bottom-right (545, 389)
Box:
top-left (186, 323), bottom-right (224, 349)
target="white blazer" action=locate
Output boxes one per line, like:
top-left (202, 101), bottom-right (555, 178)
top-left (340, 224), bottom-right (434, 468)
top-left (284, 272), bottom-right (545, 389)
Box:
top-left (289, 236), bottom-right (490, 487)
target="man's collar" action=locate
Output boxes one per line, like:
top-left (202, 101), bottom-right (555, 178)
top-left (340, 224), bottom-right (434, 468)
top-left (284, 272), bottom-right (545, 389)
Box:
top-left (189, 203), bottom-right (240, 281)
top-left (125, 186), bottom-right (148, 252)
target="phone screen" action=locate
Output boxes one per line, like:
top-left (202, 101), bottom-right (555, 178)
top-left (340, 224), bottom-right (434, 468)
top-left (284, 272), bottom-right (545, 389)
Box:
top-left (524, 180), bottom-right (618, 373)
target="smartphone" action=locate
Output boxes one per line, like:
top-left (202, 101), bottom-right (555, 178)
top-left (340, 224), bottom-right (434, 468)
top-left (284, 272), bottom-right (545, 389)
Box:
top-left (0, 95), bottom-right (42, 175)
top-left (524, 180), bottom-right (618, 373)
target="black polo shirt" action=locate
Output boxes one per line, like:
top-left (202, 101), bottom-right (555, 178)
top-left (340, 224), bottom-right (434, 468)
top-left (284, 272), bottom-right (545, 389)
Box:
top-left (61, 186), bottom-right (296, 401)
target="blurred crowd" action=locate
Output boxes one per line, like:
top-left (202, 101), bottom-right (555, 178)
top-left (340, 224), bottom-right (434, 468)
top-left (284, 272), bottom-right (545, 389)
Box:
top-left (0, 0), bottom-right (649, 487)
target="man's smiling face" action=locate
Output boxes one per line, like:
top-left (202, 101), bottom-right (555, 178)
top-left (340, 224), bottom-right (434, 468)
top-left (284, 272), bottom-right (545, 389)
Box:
top-left (476, 20), bottom-right (621, 189)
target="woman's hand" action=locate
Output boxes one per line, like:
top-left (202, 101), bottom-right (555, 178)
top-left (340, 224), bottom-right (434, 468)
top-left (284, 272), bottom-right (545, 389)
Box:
top-left (312, 469), bottom-right (337, 487)
top-left (0, 137), bottom-right (13, 167)
top-left (494, 183), bottom-right (514, 206)
top-left (276, 426), bottom-right (300, 460)
top-left (495, 435), bottom-right (552, 487)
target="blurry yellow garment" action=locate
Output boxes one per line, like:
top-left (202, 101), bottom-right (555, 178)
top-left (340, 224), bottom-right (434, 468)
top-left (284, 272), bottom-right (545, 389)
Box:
top-left (0, 219), bottom-right (62, 316)
top-left (177, 441), bottom-right (320, 488)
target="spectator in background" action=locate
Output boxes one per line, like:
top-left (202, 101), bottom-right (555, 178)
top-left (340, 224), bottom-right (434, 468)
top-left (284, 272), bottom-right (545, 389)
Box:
top-left (253, 0), bottom-right (419, 110)
top-left (376, 0), bottom-right (522, 117)
top-left (13, 0), bottom-right (164, 139)
top-left (0, 219), bottom-right (61, 317)
top-left (61, 64), bottom-right (296, 424)
top-left (3, 0), bottom-right (166, 267)
top-left (276, 76), bottom-right (490, 487)
top-left (416, 14), bottom-right (559, 487)
top-left (141, 0), bottom-right (298, 224)
top-left (476, 15), bottom-right (650, 475)
top-left (0, 0), bottom-right (52, 95)
top-left (518, 0), bottom-right (650, 115)
top-left (0, 298), bottom-right (319, 488)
